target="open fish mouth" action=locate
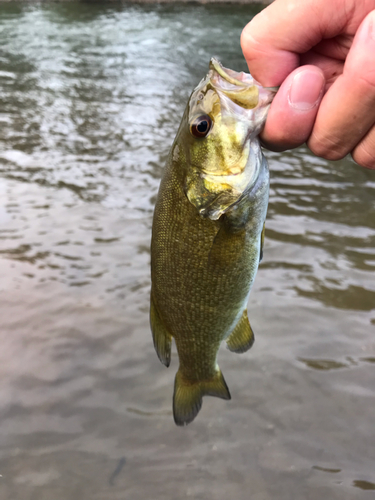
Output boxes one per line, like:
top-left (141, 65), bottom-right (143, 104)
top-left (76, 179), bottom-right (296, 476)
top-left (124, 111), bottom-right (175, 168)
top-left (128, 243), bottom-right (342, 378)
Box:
top-left (209, 58), bottom-right (260, 110)
top-left (209, 57), bottom-right (257, 87)
top-left (208, 57), bottom-right (277, 110)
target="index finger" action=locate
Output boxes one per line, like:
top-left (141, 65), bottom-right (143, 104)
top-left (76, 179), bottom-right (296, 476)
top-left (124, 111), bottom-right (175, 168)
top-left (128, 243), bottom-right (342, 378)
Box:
top-left (241, 0), bottom-right (356, 86)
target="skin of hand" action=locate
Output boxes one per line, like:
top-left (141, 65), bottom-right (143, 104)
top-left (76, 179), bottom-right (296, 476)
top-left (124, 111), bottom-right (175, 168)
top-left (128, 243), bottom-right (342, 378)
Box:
top-left (241, 0), bottom-right (375, 169)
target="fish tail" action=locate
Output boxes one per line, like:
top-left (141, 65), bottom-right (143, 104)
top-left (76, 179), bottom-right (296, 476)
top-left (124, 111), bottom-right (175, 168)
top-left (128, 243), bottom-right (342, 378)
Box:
top-left (173, 368), bottom-right (231, 426)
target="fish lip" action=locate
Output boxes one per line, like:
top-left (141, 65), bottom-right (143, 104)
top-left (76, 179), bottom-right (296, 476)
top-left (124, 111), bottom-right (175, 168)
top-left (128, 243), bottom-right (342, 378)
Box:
top-left (211, 58), bottom-right (279, 90)
top-left (209, 57), bottom-right (277, 113)
top-left (209, 57), bottom-right (247, 88)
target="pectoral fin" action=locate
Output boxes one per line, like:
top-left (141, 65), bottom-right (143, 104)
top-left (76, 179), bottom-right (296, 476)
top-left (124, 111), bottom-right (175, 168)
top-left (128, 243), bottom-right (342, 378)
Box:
top-left (226, 309), bottom-right (254, 353)
top-left (259, 223), bottom-right (265, 263)
top-left (173, 368), bottom-right (231, 426)
top-left (208, 221), bottom-right (246, 269)
top-left (150, 294), bottom-right (172, 367)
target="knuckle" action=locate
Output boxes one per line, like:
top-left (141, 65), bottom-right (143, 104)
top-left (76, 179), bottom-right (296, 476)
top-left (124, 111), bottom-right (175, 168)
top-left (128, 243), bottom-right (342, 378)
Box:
top-left (351, 135), bottom-right (375, 169)
top-left (241, 13), bottom-right (269, 61)
top-left (240, 29), bottom-right (264, 62)
top-left (308, 131), bottom-right (347, 161)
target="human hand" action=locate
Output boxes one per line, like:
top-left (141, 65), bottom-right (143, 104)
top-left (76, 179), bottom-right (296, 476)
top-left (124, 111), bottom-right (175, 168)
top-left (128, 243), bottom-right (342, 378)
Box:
top-left (241, 0), bottom-right (375, 169)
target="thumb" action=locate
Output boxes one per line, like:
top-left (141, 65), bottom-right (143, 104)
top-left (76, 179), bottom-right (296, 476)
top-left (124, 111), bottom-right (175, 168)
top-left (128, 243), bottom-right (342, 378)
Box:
top-left (261, 66), bottom-right (325, 151)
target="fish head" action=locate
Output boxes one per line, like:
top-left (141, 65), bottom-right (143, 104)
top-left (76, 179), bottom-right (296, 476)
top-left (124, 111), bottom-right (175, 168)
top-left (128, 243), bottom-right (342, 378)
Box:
top-left (180, 57), bottom-right (276, 220)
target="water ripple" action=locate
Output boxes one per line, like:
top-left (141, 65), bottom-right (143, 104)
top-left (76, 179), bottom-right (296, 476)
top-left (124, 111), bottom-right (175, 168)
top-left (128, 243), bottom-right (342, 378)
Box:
top-left (0, 3), bottom-right (374, 500)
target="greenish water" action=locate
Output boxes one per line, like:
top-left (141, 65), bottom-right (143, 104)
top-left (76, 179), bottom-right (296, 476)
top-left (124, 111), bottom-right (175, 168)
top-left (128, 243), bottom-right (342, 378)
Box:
top-left (0, 2), bottom-right (374, 499)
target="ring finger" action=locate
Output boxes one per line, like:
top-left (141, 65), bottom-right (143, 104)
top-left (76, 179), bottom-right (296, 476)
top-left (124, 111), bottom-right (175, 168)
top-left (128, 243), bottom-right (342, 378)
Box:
top-left (351, 124), bottom-right (375, 169)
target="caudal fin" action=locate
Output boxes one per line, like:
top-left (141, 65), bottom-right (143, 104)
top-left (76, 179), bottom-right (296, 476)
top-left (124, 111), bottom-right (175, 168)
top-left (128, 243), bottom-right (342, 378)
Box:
top-left (173, 368), bottom-right (231, 426)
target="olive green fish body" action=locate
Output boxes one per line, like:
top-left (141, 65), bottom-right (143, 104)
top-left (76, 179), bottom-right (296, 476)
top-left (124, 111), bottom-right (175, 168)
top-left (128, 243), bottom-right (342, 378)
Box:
top-left (150, 59), bottom-right (275, 426)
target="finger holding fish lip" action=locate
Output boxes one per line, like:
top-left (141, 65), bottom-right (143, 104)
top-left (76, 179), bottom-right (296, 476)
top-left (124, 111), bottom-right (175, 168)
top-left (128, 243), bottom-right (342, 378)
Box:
top-left (242, 0), bottom-right (375, 168)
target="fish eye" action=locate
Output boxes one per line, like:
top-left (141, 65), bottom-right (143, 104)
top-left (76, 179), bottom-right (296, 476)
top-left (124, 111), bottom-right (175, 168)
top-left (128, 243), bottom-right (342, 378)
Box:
top-left (190, 115), bottom-right (212, 138)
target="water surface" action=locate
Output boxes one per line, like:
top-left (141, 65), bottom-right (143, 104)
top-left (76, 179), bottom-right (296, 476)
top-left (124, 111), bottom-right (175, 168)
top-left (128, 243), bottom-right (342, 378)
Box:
top-left (0, 3), bottom-right (374, 499)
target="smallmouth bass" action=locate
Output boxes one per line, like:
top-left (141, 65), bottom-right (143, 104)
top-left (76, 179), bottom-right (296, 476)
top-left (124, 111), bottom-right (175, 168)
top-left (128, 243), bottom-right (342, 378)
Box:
top-left (150, 58), bottom-right (276, 426)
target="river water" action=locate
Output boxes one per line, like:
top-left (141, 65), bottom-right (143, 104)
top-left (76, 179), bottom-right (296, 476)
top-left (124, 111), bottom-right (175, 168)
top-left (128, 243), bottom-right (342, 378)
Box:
top-left (0, 2), bottom-right (374, 499)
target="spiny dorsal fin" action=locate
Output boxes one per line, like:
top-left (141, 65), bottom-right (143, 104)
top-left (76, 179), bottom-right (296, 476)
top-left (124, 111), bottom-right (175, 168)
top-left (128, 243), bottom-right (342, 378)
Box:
top-left (173, 368), bottom-right (231, 426)
top-left (226, 309), bottom-right (254, 354)
top-left (150, 293), bottom-right (172, 367)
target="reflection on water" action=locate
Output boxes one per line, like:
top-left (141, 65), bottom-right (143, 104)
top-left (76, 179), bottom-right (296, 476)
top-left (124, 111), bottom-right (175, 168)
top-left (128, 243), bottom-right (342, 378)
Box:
top-left (0, 2), bottom-right (374, 499)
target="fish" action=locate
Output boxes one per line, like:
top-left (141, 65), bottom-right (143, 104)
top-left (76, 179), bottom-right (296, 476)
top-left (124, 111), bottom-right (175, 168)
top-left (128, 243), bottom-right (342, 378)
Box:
top-left (150, 57), bottom-right (276, 426)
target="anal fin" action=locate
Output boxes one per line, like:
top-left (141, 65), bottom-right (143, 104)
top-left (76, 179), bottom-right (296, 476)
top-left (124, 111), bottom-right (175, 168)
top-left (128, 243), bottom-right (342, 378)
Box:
top-left (173, 368), bottom-right (231, 426)
top-left (150, 294), bottom-right (172, 367)
top-left (226, 309), bottom-right (254, 353)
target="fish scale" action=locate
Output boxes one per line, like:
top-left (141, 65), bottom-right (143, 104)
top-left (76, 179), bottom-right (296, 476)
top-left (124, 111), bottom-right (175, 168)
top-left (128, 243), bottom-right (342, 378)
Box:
top-left (150, 58), bottom-right (275, 426)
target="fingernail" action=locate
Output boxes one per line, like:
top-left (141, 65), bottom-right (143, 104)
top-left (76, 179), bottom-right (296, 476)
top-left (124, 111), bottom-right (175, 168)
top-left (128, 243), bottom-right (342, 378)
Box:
top-left (288, 70), bottom-right (324, 111)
